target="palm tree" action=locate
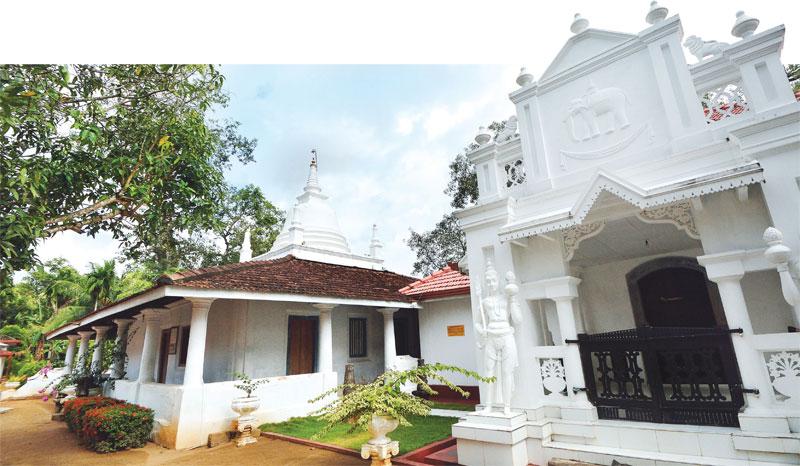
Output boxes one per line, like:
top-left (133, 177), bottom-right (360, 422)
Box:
top-left (85, 260), bottom-right (117, 311)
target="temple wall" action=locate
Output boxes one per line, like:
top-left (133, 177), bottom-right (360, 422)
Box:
top-left (417, 296), bottom-right (478, 386)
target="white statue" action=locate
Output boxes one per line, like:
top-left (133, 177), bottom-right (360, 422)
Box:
top-left (475, 261), bottom-right (522, 415)
top-left (495, 116), bottom-right (518, 143)
top-left (564, 84), bottom-right (630, 142)
top-left (683, 35), bottom-right (729, 61)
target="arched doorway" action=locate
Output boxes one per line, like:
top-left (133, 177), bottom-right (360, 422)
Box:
top-left (626, 257), bottom-right (725, 328)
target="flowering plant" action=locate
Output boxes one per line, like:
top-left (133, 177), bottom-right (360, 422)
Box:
top-left (63, 396), bottom-right (122, 432)
top-left (80, 402), bottom-right (154, 452)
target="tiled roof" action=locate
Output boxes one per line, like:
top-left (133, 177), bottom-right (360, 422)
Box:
top-left (398, 262), bottom-right (470, 300)
top-left (160, 255), bottom-right (417, 303)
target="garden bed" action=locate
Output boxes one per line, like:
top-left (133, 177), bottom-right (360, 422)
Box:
top-left (259, 414), bottom-right (459, 455)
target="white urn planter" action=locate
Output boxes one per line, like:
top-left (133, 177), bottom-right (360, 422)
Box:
top-left (361, 414), bottom-right (400, 466)
top-left (367, 413), bottom-right (399, 445)
top-left (231, 396), bottom-right (260, 447)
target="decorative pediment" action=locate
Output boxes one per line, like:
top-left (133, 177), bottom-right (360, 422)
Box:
top-left (541, 29), bottom-right (637, 81)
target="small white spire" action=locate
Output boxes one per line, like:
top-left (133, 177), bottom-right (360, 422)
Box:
top-left (305, 150), bottom-right (321, 194)
top-left (369, 224), bottom-right (383, 259)
top-left (239, 228), bottom-right (252, 262)
top-left (571, 13), bottom-right (589, 34)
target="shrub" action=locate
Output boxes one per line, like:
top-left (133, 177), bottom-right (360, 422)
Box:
top-left (80, 403), bottom-right (154, 453)
top-left (63, 396), bottom-right (123, 432)
top-left (15, 359), bottom-right (47, 378)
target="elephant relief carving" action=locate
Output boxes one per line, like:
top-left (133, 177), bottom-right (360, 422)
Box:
top-left (564, 84), bottom-right (630, 142)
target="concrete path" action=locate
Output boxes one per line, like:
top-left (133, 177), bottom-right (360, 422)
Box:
top-left (0, 399), bottom-right (363, 466)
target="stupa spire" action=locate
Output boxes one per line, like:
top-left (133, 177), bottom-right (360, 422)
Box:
top-left (305, 149), bottom-right (321, 194)
top-left (239, 228), bottom-right (252, 262)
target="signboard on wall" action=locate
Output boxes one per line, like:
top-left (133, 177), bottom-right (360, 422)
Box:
top-left (447, 325), bottom-right (465, 337)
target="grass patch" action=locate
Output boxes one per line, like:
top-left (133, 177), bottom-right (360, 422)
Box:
top-left (430, 401), bottom-right (477, 412)
top-left (260, 414), bottom-right (458, 455)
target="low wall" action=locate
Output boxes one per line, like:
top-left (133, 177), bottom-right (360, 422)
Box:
top-left (109, 371), bottom-right (338, 449)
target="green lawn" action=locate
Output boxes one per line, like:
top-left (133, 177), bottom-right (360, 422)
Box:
top-left (430, 401), bottom-right (477, 412)
top-left (260, 415), bottom-right (458, 455)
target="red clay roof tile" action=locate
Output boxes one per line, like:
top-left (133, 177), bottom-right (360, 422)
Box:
top-left (398, 263), bottom-right (470, 300)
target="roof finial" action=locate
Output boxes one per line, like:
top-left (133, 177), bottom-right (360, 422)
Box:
top-left (646, 1), bottom-right (669, 25)
top-left (239, 228), bottom-right (252, 262)
top-left (571, 13), bottom-right (589, 34)
top-left (731, 11), bottom-right (759, 39)
top-left (305, 149), bottom-right (321, 193)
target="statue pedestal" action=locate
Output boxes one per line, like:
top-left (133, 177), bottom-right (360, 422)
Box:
top-left (453, 411), bottom-right (528, 466)
top-left (235, 415), bottom-right (258, 447)
top-left (360, 440), bottom-right (399, 466)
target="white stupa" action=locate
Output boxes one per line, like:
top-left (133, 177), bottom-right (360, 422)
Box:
top-left (253, 154), bottom-right (384, 269)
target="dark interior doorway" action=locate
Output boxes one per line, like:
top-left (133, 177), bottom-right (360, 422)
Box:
top-left (157, 329), bottom-right (170, 383)
top-left (393, 309), bottom-right (420, 358)
top-left (627, 257), bottom-right (725, 328)
top-left (286, 315), bottom-right (318, 375)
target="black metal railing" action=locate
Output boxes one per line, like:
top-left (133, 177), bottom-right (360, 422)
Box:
top-left (576, 326), bottom-right (745, 427)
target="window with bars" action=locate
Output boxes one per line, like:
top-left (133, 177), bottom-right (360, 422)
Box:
top-left (349, 317), bottom-right (368, 358)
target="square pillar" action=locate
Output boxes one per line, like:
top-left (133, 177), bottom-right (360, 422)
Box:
top-left (137, 309), bottom-right (162, 383)
top-left (698, 251), bottom-right (790, 433)
top-left (313, 304), bottom-right (336, 373)
top-left (544, 277), bottom-right (590, 408)
top-left (183, 298), bottom-right (214, 386)
top-left (64, 334), bottom-right (80, 372)
top-left (378, 308), bottom-right (399, 370)
top-left (90, 326), bottom-right (111, 372)
top-left (111, 319), bottom-right (135, 379)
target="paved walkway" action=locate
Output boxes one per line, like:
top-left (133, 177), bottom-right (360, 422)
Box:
top-left (0, 399), bottom-right (363, 466)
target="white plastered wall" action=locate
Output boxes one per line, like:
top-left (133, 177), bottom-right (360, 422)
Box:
top-left (417, 296), bottom-right (478, 386)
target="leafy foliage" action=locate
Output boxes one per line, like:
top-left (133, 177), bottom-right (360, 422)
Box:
top-left (309, 363), bottom-right (492, 439)
top-left (407, 121), bottom-right (505, 275)
top-left (0, 64), bottom-right (257, 281)
top-left (63, 396), bottom-right (123, 432)
top-left (787, 64), bottom-right (800, 92)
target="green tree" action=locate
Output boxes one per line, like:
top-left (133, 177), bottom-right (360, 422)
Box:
top-left (787, 64), bottom-right (800, 92)
top-left (407, 121), bottom-right (505, 275)
top-left (132, 183), bottom-right (284, 268)
top-left (0, 64), bottom-right (256, 282)
top-left (25, 258), bottom-right (85, 321)
top-left (85, 260), bottom-right (117, 311)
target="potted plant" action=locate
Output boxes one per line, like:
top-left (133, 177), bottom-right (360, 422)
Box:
top-left (310, 363), bottom-right (492, 448)
top-left (231, 372), bottom-right (268, 446)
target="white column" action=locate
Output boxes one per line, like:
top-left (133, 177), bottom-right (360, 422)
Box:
top-left (183, 298), bottom-right (214, 386)
top-left (111, 319), bottom-right (135, 379)
top-left (64, 334), bottom-right (80, 372)
top-left (137, 309), bottom-right (162, 383)
top-left (75, 331), bottom-right (94, 372)
top-left (313, 304), bottom-right (336, 373)
top-left (698, 252), bottom-right (774, 410)
top-left (545, 277), bottom-right (589, 403)
top-left (379, 308), bottom-right (398, 371)
top-left (90, 326), bottom-right (111, 372)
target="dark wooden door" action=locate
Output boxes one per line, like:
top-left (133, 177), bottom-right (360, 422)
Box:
top-left (287, 316), bottom-right (318, 375)
top-left (628, 257), bottom-right (724, 328)
top-left (157, 329), bottom-right (170, 383)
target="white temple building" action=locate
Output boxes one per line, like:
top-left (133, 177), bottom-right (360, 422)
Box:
top-left (45, 158), bottom-right (424, 449)
top-left (452, 5), bottom-right (800, 466)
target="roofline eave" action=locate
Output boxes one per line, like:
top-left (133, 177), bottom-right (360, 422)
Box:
top-left (47, 285), bottom-right (419, 340)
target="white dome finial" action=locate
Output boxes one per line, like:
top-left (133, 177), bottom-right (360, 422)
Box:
top-left (571, 13), bottom-right (589, 34)
top-left (731, 10), bottom-right (759, 39)
top-left (239, 228), bottom-right (252, 262)
top-left (646, 1), bottom-right (669, 25)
